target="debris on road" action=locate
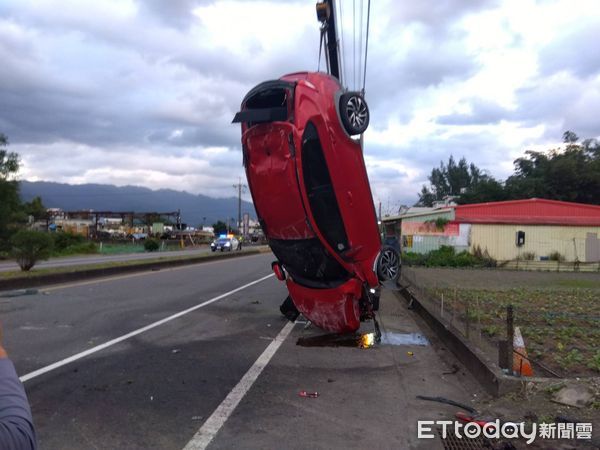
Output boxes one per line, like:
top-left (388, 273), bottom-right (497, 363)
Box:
top-left (171, 349), bottom-right (181, 354)
top-left (442, 364), bottom-right (460, 375)
top-left (299, 391), bottom-right (319, 398)
top-left (552, 384), bottom-right (594, 408)
top-left (379, 332), bottom-right (429, 346)
top-left (407, 351), bottom-right (414, 356)
top-left (416, 395), bottom-right (477, 414)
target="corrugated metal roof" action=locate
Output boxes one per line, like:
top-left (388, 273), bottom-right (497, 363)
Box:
top-left (455, 198), bottom-right (600, 226)
top-left (382, 208), bottom-right (453, 222)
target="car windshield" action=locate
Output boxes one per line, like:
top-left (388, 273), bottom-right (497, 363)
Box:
top-left (216, 238), bottom-right (230, 244)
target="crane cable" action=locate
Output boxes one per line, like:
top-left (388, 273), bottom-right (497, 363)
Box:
top-left (352, 0), bottom-right (356, 90)
top-left (336, 0), bottom-right (346, 87)
top-left (362, 0), bottom-right (371, 95)
top-left (317, 0), bottom-right (371, 94)
top-left (358, 0), bottom-right (363, 91)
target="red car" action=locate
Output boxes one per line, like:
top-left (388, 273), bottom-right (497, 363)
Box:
top-left (233, 71), bottom-right (400, 334)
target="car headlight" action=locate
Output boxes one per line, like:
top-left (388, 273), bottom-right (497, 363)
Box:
top-left (225, 242), bottom-right (231, 246)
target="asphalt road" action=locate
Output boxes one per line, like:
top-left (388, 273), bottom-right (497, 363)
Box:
top-left (1, 253), bottom-right (480, 449)
top-left (0, 247), bottom-right (214, 272)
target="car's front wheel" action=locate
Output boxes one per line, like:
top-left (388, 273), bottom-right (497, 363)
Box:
top-left (340, 92), bottom-right (369, 135)
top-left (376, 246), bottom-right (400, 284)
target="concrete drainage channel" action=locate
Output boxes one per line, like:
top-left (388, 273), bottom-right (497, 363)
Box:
top-left (0, 247), bottom-right (270, 291)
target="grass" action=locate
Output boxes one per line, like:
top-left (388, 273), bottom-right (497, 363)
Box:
top-left (428, 286), bottom-right (600, 376)
top-left (0, 248), bottom-right (262, 281)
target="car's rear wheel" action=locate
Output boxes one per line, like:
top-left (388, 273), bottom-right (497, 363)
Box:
top-left (376, 246), bottom-right (400, 283)
top-left (340, 92), bottom-right (369, 135)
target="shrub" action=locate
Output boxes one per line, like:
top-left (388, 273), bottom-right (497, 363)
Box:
top-left (144, 238), bottom-right (160, 252)
top-left (521, 251), bottom-right (536, 261)
top-left (549, 251), bottom-right (566, 262)
top-left (56, 242), bottom-right (98, 255)
top-left (53, 231), bottom-right (85, 251)
top-left (472, 245), bottom-right (497, 267)
top-left (11, 229), bottom-right (54, 271)
top-left (402, 245), bottom-right (496, 268)
top-left (402, 252), bottom-right (427, 266)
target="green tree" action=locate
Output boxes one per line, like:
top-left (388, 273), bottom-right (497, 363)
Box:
top-left (417, 155), bottom-right (501, 206)
top-left (505, 131), bottom-right (600, 204)
top-left (22, 196), bottom-right (47, 221)
top-left (0, 134), bottom-right (22, 251)
top-left (212, 221), bottom-right (227, 235)
top-left (10, 229), bottom-right (54, 271)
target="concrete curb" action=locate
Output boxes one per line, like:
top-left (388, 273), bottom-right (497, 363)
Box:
top-left (0, 248), bottom-right (270, 291)
top-left (394, 283), bottom-right (525, 397)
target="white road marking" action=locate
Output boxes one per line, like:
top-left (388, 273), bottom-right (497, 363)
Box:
top-left (19, 273), bottom-right (275, 383)
top-left (183, 320), bottom-right (295, 450)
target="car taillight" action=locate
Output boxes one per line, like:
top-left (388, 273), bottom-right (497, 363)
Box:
top-left (271, 261), bottom-right (286, 281)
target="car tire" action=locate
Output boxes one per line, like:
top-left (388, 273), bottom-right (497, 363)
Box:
top-left (371, 289), bottom-right (381, 311)
top-left (211, 248), bottom-right (216, 252)
top-left (376, 246), bottom-right (400, 283)
top-left (339, 92), bottom-right (369, 135)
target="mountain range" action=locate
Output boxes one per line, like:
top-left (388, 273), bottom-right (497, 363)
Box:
top-left (19, 181), bottom-right (256, 227)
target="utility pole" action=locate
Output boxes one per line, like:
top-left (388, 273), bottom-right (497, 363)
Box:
top-left (233, 177), bottom-right (247, 233)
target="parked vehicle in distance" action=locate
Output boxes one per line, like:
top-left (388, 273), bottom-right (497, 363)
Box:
top-left (211, 236), bottom-right (241, 252)
top-left (233, 71), bottom-right (400, 334)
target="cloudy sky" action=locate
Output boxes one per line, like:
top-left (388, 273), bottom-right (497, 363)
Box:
top-left (1, 0), bottom-right (599, 210)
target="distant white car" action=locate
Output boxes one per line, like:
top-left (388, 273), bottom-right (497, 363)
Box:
top-left (211, 237), bottom-right (241, 252)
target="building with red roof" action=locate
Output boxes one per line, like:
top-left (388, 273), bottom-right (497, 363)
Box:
top-left (382, 198), bottom-right (600, 264)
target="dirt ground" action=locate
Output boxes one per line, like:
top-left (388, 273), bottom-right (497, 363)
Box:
top-left (405, 267), bottom-right (600, 291)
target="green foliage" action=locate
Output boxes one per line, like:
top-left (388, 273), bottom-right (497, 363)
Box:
top-left (555, 348), bottom-right (584, 369)
top-left (549, 251), bottom-right (566, 262)
top-left (22, 196), bottom-right (46, 221)
top-left (402, 245), bottom-right (495, 268)
top-left (471, 245), bottom-right (497, 267)
top-left (10, 229), bottom-right (54, 271)
top-left (53, 231), bottom-right (86, 251)
top-left (212, 220), bottom-right (227, 235)
top-left (417, 155), bottom-right (498, 206)
top-left (144, 238), bottom-right (160, 252)
top-left (425, 217), bottom-right (450, 230)
top-left (417, 131), bottom-right (600, 206)
top-left (505, 132), bottom-right (599, 204)
top-left (588, 351), bottom-right (600, 373)
top-left (0, 134), bottom-right (21, 252)
top-left (55, 242), bottom-right (97, 256)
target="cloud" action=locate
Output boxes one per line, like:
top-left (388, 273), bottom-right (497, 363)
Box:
top-left (0, 0), bottom-right (599, 209)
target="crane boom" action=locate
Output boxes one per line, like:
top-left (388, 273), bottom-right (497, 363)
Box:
top-left (316, 0), bottom-right (341, 81)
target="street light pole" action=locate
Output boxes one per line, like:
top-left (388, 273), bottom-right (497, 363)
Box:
top-left (233, 177), bottom-right (247, 232)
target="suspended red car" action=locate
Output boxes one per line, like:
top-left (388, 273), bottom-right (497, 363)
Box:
top-left (233, 71), bottom-right (400, 334)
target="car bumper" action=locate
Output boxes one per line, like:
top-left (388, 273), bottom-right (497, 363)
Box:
top-left (285, 277), bottom-right (363, 333)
